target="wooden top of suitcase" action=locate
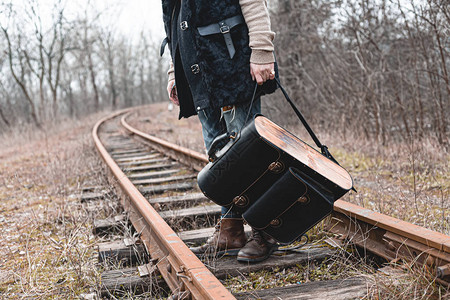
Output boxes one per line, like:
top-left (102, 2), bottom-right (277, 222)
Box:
top-left (255, 116), bottom-right (353, 190)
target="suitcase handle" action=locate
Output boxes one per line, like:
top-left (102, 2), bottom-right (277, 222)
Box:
top-left (207, 131), bottom-right (235, 162)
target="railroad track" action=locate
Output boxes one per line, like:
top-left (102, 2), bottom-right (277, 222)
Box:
top-left (91, 108), bottom-right (449, 299)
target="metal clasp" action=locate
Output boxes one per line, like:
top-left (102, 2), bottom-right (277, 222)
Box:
top-left (219, 23), bottom-right (230, 34)
top-left (297, 195), bottom-right (310, 204)
top-left (268, 161), bottom-right (284, 173)
top-left (270, 218), bottom-right (282, 227)
top-left (233, 195), bottom-right (249, 207)
top-left (180, 21), bottom-right (189, 30)
top-left (191, 64), bottom-right (200, 74)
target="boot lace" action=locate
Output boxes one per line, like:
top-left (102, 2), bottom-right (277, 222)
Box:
top-left (249, 229), bottom-right (264, 244)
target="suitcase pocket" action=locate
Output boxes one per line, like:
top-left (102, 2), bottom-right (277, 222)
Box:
top-left (197, 124), bottom-right (280, 207)
top-left (243, 167), bottom-right (308, 230)
top-left (243, 167), bottom-right (335, 244)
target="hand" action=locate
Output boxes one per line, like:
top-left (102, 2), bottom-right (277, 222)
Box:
top-left (250, 62), bottom-right (275, 85)
top-left (167, 79), bottom-right (179, 106)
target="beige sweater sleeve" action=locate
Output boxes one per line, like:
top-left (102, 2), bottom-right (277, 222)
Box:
top-left (239, 0), bottom-right (275, 64)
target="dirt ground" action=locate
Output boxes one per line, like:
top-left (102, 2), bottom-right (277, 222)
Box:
top-left (0, 112), bottom-right (111, 298)
top-left (0, 103), bottom-right (448, 299)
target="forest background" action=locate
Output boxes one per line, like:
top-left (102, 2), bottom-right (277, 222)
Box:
top-left (0, 0), bottom-right (448, 146)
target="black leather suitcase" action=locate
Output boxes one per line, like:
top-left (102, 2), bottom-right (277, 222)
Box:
top-left (197, 80), bottom-right (354, 244)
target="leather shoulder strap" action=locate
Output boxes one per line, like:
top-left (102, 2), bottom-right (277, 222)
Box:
top-left (243, 78), bottom-right (338, 164)
top-left (274, 78), bottom-right (338, 164)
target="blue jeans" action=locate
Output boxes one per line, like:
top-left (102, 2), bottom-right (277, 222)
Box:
top-left (197, 99), bottom-right (261, 218)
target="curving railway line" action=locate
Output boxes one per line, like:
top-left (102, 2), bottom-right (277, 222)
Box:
top-left (92, 108), bottom-right (449, 299)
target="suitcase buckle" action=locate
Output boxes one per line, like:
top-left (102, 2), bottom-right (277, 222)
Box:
top-left (268, 161), bottom-right (284, 173)
top-left (297, 195), bottom-right (310, 204)
top-left (270, 218), bottom-right (282, 227)
top-left (233, 195), bottom-right (249, 207)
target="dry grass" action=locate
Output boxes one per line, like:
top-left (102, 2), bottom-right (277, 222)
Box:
top-left (0, 112), bottom-right (113, 298)
top-left (326, 136), bottom-right (449, 235)
top-left (367, 262), bottom-right (450, 299)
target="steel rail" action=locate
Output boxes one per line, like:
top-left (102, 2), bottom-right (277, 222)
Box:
top-left (93, 111), bottom-right (235, 299)
top-left (120, 112), bottom-right (207, 172)
top-left (122, 112), bottom-right (450, 285)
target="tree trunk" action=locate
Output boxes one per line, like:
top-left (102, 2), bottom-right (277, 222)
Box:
top-left (88, 52), bottom-right (100, 111)
top-left (0, 104), bottom-right (10, 127)
top-left (2, 26), bottom-right (40, 127)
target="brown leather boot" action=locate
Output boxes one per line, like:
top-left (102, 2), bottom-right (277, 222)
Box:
top-left (190, 218), bottom-right (247, 257)
top-left (237, 229), bottom-right (277, 263)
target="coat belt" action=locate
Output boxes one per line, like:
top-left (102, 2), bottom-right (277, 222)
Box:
top-left (197, 15), bottom-right (245, 59)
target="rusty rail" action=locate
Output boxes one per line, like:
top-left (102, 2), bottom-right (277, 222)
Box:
top-left (120, 112), bottom-right (207, 172)
top-left (329, 201), bottom-right (450, 286)
top-left (121, 112), bottom-right (450, 286)
top-left (93, 111), bottom-right (235, 299)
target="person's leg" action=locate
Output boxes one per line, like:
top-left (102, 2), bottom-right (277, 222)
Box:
top-left (191, 107), bottom-right (246, 256)
top-left (192, 99), bottom-right (275, 260)
top-left (196, 107), bottom-right (226, 152)
top-left (221, 98), bottom-right (261, 138)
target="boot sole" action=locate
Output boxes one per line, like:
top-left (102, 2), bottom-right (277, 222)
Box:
top-left (193, 248), bottom-right (241, 258)
top-left (236, 246), bottom-right (277, 263)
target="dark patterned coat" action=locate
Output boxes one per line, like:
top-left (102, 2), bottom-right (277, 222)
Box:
top-left (162, 0), bottom-right (277, 119)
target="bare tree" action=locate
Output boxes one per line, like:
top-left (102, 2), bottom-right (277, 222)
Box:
top-left (1, 25), bottom-right (41, 126)
top-left (271, 0), bottom-right (448, 146)
top-left (99, 30), bottom-right (119, 109)
top-left (43, 0), bottom-right (70, 118)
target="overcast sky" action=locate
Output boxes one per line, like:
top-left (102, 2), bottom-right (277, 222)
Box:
top-left (0, 0), bottom-right (165, 42)
top-left (112, 0), bottom-right (165, 41)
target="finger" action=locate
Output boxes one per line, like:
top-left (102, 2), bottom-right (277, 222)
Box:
top-left (169, 85), bottom-right (176, 99)
top-left (170, 94), bottom-right (179, 106)
top-left (250, 67), bottom-right (255, 81)
top-left (262, 71), bottom-right (269, 83)
top-left (167, 81), bottom-right (174, 96)
top-left (265, 68), bottom-right (272, 80)
top-left (261, 70), bottom-right (269, 83)
top-left (173, 92), bottom-right (179, 106)
top-left (172, 88), bottom-right (179, 105)
top-left (255, 73), bottom-right (264, 85)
